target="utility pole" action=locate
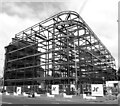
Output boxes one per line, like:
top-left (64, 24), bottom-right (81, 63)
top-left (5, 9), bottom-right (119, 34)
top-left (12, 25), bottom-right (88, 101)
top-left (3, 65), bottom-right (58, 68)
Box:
top-left (118, 2), bottom-right (120, 106)
top-left (74, 39), bottom-right (77, 95)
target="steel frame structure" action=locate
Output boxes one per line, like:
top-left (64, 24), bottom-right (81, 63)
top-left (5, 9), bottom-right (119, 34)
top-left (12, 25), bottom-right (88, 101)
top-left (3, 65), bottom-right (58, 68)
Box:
top-left (4, 11), bottom-right (117, 94)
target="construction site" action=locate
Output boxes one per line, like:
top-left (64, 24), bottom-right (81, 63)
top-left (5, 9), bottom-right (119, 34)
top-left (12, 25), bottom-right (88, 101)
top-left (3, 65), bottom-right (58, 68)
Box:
top-left (3, 11), bottom-right (117, 95)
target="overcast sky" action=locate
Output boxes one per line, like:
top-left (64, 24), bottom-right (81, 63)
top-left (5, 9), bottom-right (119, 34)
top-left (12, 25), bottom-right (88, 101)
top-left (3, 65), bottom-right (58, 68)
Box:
top-left (0, 0), bottom-right (119, 77)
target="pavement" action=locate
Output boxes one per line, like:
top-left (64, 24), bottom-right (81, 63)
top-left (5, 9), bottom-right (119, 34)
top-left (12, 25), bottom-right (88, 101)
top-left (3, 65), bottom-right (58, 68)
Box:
top-left (53, 94), bottom-right (118, 104)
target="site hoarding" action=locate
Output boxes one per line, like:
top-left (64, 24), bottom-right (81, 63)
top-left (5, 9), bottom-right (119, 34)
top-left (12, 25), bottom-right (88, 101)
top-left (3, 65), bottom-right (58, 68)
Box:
top-left (52, 85), bottom-right (59, 95)
top-left (17, 87), bottom-right (21, 95)
top-left (91, 84), bottom-right (104, 96)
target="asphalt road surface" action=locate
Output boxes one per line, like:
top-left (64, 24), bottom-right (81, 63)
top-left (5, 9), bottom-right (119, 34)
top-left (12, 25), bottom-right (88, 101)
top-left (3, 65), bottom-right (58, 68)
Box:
top-left (0, 94), bottom-right (118, 105)
top-left (1, 94), bottom-right (82, 104)
top-left (1, 95), bottom-right (65, 104)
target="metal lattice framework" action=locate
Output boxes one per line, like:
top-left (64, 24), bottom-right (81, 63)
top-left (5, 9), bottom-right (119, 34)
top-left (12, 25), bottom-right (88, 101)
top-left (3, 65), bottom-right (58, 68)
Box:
top-left (4, 11), bottom-right (117, 94)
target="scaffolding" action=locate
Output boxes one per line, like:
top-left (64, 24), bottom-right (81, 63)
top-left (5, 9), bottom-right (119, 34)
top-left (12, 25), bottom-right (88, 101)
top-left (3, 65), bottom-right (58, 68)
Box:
top-left (4, 11), bottom-right (117, 95)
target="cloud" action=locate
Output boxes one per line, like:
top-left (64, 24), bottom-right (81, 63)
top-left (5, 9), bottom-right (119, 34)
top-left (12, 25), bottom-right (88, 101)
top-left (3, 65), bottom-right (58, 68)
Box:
top-left (0, 2), bottom-right (68, 77)
top-left (65, 0), bottom-right (118, 68)
top-left (0, 0), bottom-right (118, 77)
top-left (1, 2), bottom-right (67, 20)
top-left (79, 0), bottom-right (118, 67)
top-left (0, 12), bottom-right (39, 76)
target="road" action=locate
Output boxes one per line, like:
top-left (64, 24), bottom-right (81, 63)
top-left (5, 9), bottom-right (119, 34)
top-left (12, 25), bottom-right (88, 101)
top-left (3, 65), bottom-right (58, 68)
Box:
top-left (1, 95), bottom-right (66, 104)
top-left (1, 94), bottom-right (82, 104)
top-left (0, 94), bottom-right (118, 106)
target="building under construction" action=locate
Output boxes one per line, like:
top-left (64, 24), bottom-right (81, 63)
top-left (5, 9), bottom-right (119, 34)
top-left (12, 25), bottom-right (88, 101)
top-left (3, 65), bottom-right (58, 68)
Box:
top-left (3, 11), bottom-right (117, 95)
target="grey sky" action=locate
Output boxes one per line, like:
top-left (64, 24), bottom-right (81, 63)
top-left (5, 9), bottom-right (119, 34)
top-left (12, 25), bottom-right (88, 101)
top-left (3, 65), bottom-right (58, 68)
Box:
top-left (1, 2), bottom-right (66, 19)
top-left (0, 0), bottom-right (119, 77)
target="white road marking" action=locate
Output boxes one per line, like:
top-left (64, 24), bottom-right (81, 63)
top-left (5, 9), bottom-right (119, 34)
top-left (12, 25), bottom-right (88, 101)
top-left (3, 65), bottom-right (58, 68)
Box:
top-left (52, 102), bottom-right (60, 104)
top-left (1, 102), bottom-right (12, 104)
top-left (66, 99), bottom-right (71, 101)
